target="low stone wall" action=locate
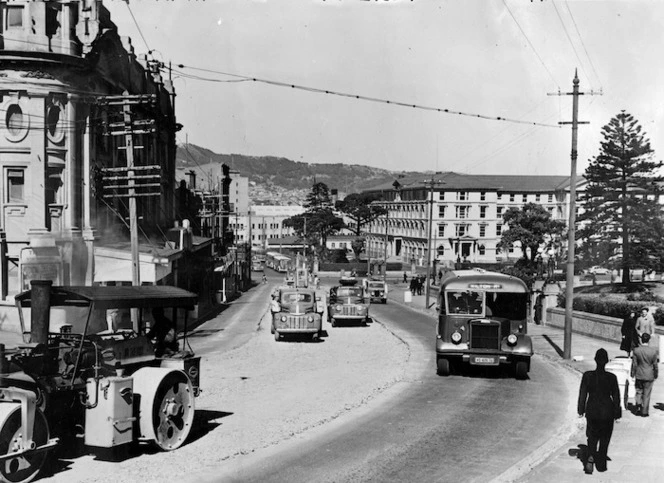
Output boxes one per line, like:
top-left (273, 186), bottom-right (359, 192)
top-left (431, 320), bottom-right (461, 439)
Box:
top-left (546, 307), bottom-right (664, 345)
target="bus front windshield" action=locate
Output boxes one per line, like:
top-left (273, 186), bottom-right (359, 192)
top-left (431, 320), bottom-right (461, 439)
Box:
top-left (446, 291), bottom-right (483, 315)
top-left (446, 290), bottom-right (527, 319)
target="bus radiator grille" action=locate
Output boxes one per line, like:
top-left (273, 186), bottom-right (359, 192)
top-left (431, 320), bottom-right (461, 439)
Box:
top-left (470, 322), bottom-right (500, 350)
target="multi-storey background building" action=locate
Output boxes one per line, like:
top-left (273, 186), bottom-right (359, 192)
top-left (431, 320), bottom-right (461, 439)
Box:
top-left (231, 205), bottom-right (304, 247)
top-left (363, 172), bottom-right (580, 268)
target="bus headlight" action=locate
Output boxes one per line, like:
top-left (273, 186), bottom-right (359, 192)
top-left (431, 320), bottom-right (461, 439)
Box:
top-left (307, 316), bottom-right (314, 323)
top-left (335, 305), bottom-right (342, 311)
top-left (280, 316), bottom-right (287, 322)
top-left (507, 333), bottom-right (518, 346)
top-left (451, 331), bottom-right (462, 344)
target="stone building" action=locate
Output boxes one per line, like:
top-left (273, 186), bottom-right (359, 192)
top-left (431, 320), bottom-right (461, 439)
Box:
top-left (363, 172), bottom-right (581, 269)
top-left (0, 0), bottom-right (179, 295)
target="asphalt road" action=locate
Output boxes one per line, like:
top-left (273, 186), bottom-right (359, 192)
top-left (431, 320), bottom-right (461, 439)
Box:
top-left (208, 280), bottom-right (573, 483)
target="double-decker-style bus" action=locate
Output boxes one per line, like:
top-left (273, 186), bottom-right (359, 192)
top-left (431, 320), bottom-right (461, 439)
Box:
top-left (435, 269), bottom-right (533, 379)
top-left (265, 251), bottom-right (292, 273)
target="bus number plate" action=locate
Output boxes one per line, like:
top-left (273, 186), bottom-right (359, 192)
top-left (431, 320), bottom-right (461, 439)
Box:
top-left (471, 356), bottom-right (498, 366)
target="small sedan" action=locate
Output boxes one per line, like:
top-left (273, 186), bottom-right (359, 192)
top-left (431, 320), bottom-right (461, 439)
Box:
top-left (588, 266), bottom-right (610, 275)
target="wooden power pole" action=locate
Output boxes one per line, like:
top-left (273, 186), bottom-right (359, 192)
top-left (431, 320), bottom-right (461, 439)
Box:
top-left (98, 92), bottom-right (160, 330)
top-left (549, 70), bottom-right (601, 359)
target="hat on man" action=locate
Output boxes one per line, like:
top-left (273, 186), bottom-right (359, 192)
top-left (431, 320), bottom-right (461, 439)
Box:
top-left (594, 348), bottom-right (609, 365)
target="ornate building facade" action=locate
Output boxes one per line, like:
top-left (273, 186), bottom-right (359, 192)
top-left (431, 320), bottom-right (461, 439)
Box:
top-left (0, 0), bottom-right (179, 294)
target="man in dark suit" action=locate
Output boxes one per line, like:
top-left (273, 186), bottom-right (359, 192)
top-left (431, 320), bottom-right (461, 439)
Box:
top-left (631, 332), bottom-right (659, 417)
top-left (578, 348), bottom-right (622, 473)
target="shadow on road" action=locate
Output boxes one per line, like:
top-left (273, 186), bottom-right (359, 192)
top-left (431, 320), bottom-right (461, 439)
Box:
top-left (542, 334), bottom-right (565, 357)
top-left (188, 409), bottom-right (235, 445)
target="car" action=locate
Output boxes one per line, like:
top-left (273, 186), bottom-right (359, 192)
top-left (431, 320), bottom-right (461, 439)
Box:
top-left (328, 279), bottom-right (370, 326)
top-left (271, 287), bottom-right (323, 341)
top-left (363, 278), bottom-right (388, 304)
top-left (588, 266), bottom-right (610, 275)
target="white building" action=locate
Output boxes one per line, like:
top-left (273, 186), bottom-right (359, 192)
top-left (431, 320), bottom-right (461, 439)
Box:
top-left (363, 172), bottom-right (580, 268)
top-left (230, 205), bottom-right (305, 247)
top-left (229, 170), bottom-right (250, 216)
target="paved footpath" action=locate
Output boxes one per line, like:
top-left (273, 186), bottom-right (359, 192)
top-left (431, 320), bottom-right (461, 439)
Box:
top-left (386, 280), bottom-right (664, 483)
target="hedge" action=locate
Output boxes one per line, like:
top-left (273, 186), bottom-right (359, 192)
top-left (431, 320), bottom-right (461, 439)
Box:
top-left (558, 293), bottom-right (664, 326)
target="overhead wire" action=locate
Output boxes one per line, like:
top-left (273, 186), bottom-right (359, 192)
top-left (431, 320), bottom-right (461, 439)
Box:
top-left (501, 0), bottom-right (560, 90)
top-left (564, 0), bottom-right (604, 90)
top-left (171, 64), bottom-right (560, 129)
top-left (124, 1), bottom-right (151, 54)
top-left (551, 0), bottom-right (593, 89)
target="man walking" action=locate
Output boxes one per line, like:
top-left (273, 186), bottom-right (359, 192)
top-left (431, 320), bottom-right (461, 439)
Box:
top-left (578, 348), bottom-right (621, 474)
top-left (631, 332), bottom-right (659, 417)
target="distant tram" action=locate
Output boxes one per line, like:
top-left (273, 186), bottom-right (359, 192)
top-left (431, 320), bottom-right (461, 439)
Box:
top-left (265, 251), bottom-right (292, 273)
top-left (435, 269), bottom-right (533, 379)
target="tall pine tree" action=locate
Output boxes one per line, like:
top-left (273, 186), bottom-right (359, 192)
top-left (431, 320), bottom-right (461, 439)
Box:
top-left (579, 111), bottom-right (664, 283)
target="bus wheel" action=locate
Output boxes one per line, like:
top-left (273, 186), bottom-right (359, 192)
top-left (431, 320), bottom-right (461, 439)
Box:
top-left (437, 358), bottom-right (450, 376)
top-left (515, 361), bottom-right (528, 380)
top-left (274, 331), bottom-right (281, 342)
top-left (331, 319), bottom-right (336, 327)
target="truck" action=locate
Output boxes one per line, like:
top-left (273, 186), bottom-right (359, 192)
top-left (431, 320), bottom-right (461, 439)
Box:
top-left (327, 279), bottom-right (370, 327)
top-left (271, 287), bottom-right (323, 341)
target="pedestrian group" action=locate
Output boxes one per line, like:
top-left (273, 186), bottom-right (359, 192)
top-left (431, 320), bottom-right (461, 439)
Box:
top-left (578, 307), bottom-right (660, 475)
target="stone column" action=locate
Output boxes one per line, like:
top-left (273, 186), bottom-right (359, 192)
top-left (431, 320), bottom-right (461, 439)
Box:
top-left (27, 93), bottom-right (49, 237)
top-left (81, 108), bottom-right (96, 285)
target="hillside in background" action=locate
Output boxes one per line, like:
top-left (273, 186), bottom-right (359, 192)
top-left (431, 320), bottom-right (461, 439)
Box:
top-left (176, 143), bottom-right (414, 204)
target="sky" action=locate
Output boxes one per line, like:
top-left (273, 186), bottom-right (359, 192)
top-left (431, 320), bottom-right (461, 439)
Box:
top-left (105, 0), bottom-right (664, 177)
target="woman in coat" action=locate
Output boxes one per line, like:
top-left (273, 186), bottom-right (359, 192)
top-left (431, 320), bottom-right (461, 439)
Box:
top-left (620, 311), bottom-right (639, 356)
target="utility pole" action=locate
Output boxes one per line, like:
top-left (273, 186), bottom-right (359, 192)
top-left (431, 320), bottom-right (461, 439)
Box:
top-left (99, 92), bottom-right (158, 331)
top-left (123, 100), bottom-right (139, 290)
top-left (549, 70), bottom-right (600, 359)
top-left (424, 178), bottom-right (444, 310)
top-left (383, 207), bottom-right (389, 282)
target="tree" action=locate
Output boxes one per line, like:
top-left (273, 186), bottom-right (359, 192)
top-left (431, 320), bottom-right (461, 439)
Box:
top-left (498, 203), bottom-right (566, 262)
top-left (351, 237), bottom-right (365, 260)
top-left (578, 111), bottom-right (664, 283)
top-left (304, 182), bottom-right (333, 210)
top-left (335, 193), bottom-right (387, 236)
top-left (284, 182), bottom-right (345, 248)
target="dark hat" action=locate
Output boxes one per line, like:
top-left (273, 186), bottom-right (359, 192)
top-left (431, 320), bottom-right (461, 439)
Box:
top-left (594, 348), bottom-right (609, 364)
top-left (642, 333), bottom-right (651, 343)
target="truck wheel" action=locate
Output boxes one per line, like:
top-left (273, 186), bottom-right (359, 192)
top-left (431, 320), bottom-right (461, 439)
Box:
top-left (515, 361), bottom-right (528, 380)
top-left (274, 331), bottom-right (281, 341)
top-left (0, 405), bottom-right (50, 483)
top-left (437, 358), bottom-right (450, 376)
top-left (331, 319), bottom-right (336, 327)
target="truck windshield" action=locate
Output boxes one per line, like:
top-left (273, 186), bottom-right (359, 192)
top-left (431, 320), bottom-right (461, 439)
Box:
top-left (337, 287), bottom-right (363, 297)
top-left (282, 293), bottom-right (313, 303)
